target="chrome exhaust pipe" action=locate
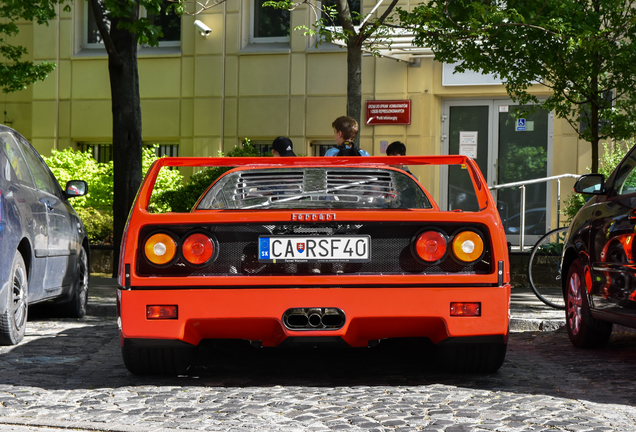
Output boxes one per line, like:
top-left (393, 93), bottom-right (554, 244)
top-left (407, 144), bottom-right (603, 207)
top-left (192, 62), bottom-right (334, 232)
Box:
top-left (321, 313), bottom-right (344, 327)
top-left (287, 313), bottom-right (309, 327)
top-left (282, 307), bottom-right (346, 330)
top-left (308, 313), bottom-right (322, 327)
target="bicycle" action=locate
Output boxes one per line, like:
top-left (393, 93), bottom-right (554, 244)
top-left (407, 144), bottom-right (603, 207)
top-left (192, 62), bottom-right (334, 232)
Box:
top-left (526, 226), bottom-right (569, 309)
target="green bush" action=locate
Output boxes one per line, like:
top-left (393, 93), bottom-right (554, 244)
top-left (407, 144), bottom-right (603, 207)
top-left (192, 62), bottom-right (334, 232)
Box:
top-left (143, 146), bottom-right (185, 213)
top-left (75, 207), bottom-right (114, 244)
top-left (154, 138), bottom-right (265, 212)
top-left (44, 140), bottom-right (265, 241)
top-left (563, 141), bottom-right (633, 222)
top-left (44, 149), bottom-right (113, 210)
top-left (155, 167), bottom-right (230, 212)
top-left (44, 145), bottom-right (185, 243)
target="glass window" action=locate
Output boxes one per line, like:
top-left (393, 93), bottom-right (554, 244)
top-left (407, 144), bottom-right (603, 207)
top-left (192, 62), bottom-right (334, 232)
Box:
top-left (252, 0), bottom-right (290, 42)
top-left (248, 141), bottom-right (273, 156)
top-left (614, 153), bottom-right (636, 196)
top-left (197, 167), bottom-right (431, 210)
top-left (17, 137), bottom-right (60, 195)
top-left (86, 0), bottom-right (180, 48)
top-left (86, 0), bottom-right (108, 46)
top-left (313, 144), bottom-right (333, 156)
top-left (77, 143), bottom-right (179, 162)
top-left (78, 143), bottom-right (112, 163)
top-left (155, 144), bottom-right (179, 157)
top-left (147, 1), bottom-right (181, 45)
top-left (320, 0), bottom-right (361, 26)
top-left (0, 132), bottom-right (34, 187)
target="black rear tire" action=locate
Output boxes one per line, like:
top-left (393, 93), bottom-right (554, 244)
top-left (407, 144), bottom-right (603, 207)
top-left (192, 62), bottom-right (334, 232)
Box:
top-left (435, 342), bottom-right (507, 373)
top-left (58, 246), bottom-right (89, 318)
top-left (565, 259), bottom-right (612, 348)
top-left (0, 253), bottom-right (28, 345)
top-left (122, 342), bottom-right (196, 375)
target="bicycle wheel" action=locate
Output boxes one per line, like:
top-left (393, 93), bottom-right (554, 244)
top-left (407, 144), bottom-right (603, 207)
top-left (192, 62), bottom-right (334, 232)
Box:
top-left (527, 226), bottom-right (569, 309)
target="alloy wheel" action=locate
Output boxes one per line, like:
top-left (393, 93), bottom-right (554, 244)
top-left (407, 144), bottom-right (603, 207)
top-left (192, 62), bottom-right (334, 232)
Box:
top-left (78, 248), bottom-right (89, 307)
top-left (12, 266), bottom-right (27, 331)
top-left (567, 271), bottom-right (583, 335)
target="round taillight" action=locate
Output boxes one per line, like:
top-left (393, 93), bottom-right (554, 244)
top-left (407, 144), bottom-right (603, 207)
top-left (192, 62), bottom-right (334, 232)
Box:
top-left (145, 233), bottom-right (177, 265)
top-left (452, 231), bottom-right (484, 263)
top-left (415, 231), bottom-right (447, 262)
top-left (182, 233), bottom-right (214, 265)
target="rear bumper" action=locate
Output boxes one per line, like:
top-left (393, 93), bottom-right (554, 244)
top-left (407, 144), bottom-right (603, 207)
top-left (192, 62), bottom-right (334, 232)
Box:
top-left (118, 285), bottom-right (511, 347)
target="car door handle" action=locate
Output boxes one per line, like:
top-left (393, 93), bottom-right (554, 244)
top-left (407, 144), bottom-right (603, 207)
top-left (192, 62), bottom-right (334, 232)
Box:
top-left (45, 201), bottom-right (54, 213)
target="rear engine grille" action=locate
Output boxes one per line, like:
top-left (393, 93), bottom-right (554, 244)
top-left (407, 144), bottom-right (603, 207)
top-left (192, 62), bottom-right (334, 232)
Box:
top-left (136, 222), bottom-right (493, 277)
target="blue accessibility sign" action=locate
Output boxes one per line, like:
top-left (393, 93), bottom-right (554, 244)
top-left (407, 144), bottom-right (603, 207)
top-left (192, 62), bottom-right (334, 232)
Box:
top-left (516, 118), bottom-right (526, 131)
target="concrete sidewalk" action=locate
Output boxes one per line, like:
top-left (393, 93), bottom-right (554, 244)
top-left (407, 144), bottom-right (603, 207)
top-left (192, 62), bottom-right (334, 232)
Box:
top-left (88, 276), bottom-right (568, 332)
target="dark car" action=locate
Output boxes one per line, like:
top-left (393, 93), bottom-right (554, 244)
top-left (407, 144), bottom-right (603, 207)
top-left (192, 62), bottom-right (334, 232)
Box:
top-left (0, 125), bottom-right (89, 345)
top-left (562, 145), bottom-right (636, 348)
top-left (502, 207), bottom-right (547, 235)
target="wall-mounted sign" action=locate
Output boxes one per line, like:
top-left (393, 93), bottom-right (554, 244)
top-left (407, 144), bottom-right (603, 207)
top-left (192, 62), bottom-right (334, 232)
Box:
top-left (366, 100), bottom-right (411, 125)
top-left (459, 131), bottom-right (478, 158)
top-left (380, 140), bottom-right (388, 153)
top-left (516, 118), bottom-right (526, 131)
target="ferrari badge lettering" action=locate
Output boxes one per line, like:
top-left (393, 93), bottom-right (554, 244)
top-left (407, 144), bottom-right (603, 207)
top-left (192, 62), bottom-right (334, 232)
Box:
top-left (291, 213), bottom-right (336, 221)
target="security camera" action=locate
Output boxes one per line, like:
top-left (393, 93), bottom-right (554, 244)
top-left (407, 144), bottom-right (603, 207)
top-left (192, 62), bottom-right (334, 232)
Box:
top-left (194, 20), bottom-right (212, 37)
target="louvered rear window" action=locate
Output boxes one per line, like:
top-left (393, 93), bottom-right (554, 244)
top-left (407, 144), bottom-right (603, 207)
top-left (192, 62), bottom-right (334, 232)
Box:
top-left (196, 168), bottom-right (432, 210)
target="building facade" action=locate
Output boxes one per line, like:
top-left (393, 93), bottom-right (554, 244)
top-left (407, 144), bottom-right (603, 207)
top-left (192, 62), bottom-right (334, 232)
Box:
top-left (8, 0), bottom-right (593, 246)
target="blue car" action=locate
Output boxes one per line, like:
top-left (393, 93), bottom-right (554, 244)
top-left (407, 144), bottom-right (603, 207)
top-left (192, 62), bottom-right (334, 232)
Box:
top-left (0, 125), bottom-right (88, 345)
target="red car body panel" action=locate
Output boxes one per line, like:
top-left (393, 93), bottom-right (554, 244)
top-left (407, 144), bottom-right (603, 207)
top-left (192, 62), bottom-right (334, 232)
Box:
top-left (117, 155), bottom-right (510, 351)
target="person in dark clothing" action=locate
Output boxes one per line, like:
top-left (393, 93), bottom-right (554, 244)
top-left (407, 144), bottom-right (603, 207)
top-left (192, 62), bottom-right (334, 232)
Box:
top-left (272, 136), bottom-right (296, 157)
top-left (386, 141), bottom-right (413, 176)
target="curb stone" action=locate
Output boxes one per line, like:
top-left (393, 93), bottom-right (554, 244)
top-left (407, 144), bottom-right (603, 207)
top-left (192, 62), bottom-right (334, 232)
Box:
top-left (0, 417), bottom-right (177, 432)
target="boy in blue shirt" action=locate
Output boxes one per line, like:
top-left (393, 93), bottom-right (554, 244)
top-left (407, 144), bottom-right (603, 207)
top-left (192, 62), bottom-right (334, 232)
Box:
top-left (325, 116), bottom-right (370, 156)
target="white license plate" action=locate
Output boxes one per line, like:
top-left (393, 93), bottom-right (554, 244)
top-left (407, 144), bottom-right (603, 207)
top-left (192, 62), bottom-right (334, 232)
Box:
top-left (258, 236), bottom-right (371, 263)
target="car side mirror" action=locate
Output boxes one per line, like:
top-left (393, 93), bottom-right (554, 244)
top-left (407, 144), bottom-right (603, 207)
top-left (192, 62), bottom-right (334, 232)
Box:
top-left (65, 180), bottom-right (88, 198)
top-left (574, 173), bottom-right (605, 195)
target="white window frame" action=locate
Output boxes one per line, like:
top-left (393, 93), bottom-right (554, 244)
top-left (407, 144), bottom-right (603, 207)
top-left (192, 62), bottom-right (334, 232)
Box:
top-left (249, 0), bottom-right (290, 43)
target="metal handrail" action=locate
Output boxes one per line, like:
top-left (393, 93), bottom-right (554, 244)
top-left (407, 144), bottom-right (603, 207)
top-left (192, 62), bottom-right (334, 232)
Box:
top-left (489, 173), bottom-right (581, 249)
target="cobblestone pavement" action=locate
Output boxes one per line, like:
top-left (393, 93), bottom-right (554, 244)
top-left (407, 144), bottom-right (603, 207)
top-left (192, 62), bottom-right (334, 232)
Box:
top-left (0, 311), bottom-right (634, 432)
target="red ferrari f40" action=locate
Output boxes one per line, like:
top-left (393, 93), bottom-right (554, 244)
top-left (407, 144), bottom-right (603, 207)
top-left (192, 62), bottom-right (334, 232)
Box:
top-left (117, 155), bottom-right (510, 374)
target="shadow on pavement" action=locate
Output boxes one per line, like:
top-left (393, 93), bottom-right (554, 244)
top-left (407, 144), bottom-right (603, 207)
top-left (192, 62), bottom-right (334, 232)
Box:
top-left (1, 316), bottom-right (636, 408)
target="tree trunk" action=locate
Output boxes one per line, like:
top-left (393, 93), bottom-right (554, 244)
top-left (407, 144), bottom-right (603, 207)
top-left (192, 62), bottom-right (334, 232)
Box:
top-left (590, 56), bottom-right (600, 174)
top-left (109, 15), bottom-right (143, 277)
top-left (346, 40), bottom-right (363, 144)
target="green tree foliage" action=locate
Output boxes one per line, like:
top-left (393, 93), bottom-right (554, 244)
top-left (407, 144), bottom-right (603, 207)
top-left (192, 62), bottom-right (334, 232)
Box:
top-left (0, 0), bottom-right (70, 92)
top-left (499, 144), bottom-right (547, 184)
top-left (563, 141), bottom-right (634, 222)
top-left (44, 146), bottom-right (183, 242)
top-left (154, 138), bottom-right (264, 212)
top-left (44, 149), bottom-right (113, 210)
top-left (398, 0), bottom-right (636, 173)
top-left (143, 146), bottom-right (186, 213)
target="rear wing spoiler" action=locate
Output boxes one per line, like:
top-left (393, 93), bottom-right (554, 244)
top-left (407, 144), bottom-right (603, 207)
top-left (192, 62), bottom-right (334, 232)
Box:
top-left (137, 155), bottom-right (490, 212)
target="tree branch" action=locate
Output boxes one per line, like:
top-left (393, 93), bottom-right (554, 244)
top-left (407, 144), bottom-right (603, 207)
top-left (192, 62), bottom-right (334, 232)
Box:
top-left (89, 0), bottom-right (120, 65)
top-left (358, 0), bottom-right (399, 44)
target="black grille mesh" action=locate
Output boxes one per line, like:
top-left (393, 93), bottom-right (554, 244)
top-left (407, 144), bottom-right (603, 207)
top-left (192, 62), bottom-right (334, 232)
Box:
top-left (137, 222), bottom-right (493, 277)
